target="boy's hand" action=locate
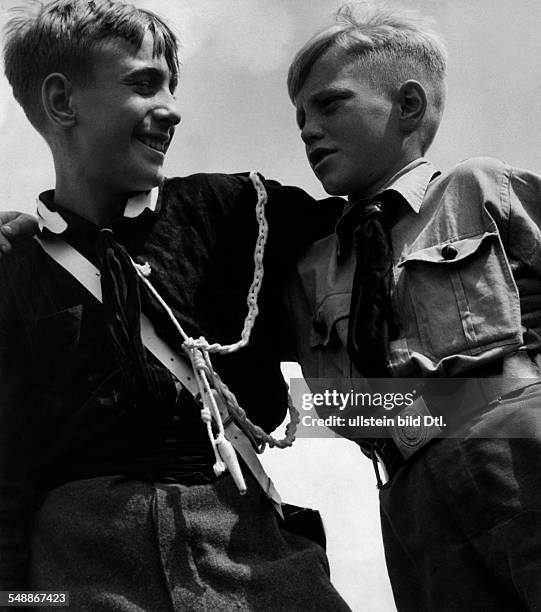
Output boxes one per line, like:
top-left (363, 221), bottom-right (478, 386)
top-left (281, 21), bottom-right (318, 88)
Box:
top-left (0, 212), bottom-right (39, 257)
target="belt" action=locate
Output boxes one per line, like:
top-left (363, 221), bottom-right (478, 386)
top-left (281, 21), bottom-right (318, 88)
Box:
top-left (367, 352), bottom-right (541, 487)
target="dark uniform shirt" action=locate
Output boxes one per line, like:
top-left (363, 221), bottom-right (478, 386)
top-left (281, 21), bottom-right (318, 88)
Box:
top-left (0, 172), bottom-right (344, 589)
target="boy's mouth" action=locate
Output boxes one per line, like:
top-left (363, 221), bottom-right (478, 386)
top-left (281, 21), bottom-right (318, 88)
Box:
top-left (308, 147), bottom-right (335, 169)
top-left (135, 135), bottom-right (169, 154)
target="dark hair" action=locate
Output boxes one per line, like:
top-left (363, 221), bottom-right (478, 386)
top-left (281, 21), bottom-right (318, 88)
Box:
top-left (4, 0), bottom-right (180, 130)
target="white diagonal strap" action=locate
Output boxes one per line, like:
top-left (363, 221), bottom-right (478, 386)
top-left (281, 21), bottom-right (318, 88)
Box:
top-left (34, 235), bottom-right (283, 516)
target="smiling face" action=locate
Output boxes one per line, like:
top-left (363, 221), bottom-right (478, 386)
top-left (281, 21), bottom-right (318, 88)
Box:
top-left (70, 31), bottom-right (180, 200)
top-left (295, 47), bottom-right (408, 200)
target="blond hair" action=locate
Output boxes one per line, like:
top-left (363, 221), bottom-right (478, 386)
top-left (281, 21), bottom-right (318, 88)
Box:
top-left (287, 3), bottom-right (447, 150)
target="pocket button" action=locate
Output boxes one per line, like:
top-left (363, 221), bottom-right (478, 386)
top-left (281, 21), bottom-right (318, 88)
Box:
top-left (441, 244), bottom-right (458, 260)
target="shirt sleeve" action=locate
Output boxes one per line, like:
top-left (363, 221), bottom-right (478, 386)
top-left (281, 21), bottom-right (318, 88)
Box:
top-left (0, 255), bottom-right (37, 590)
top-left (505, 166), bottom-right (541, 273)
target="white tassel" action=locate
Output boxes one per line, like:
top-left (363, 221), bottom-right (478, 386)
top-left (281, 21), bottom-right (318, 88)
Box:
top-left (215, 434), bottom-right (247, 494)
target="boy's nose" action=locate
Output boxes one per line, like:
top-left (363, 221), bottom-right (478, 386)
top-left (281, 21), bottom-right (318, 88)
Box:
top-left (301, 118), bottom-right (323, 145)
top-left (154, 98), bottom-right (181, 126)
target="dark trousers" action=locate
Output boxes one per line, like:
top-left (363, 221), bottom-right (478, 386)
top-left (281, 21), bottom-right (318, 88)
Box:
top-left (380, 383), bottom-right (541, 611)
top-left (30, 471), bottom-right (351, 611)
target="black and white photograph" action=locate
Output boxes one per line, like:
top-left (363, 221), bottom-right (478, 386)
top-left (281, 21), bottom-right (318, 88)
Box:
top-left (1, 0), bottom-right (541, 610)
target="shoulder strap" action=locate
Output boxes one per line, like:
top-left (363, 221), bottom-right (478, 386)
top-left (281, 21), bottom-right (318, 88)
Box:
top-left (34, 235), bottom-right (283, 516)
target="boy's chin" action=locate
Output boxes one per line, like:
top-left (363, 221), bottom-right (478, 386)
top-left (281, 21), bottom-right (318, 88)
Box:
top-left (129, 171), bottom-right (164, 192)
top-left (319, 180), bottom-right (348, 197)
top-left (314, 172), bottom-right (349, 196)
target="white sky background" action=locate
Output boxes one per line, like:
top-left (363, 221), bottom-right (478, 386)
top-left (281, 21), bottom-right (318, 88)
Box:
top-left (2, 1), bottom-right (541, 610)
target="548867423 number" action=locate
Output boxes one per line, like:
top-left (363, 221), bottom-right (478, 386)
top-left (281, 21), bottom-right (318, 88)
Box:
top-left (0, 591), bottom-right (69, 607)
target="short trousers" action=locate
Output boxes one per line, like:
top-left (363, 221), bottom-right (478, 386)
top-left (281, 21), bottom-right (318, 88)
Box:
top-left (30, 470), bottom-right (351, 611)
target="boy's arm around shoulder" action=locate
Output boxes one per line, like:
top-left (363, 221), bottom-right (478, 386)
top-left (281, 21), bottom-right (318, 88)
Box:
top-left (263, 178), bottom-right (345, 251)
top-left (164, 172), bottom-right (344, 247)
top-left (188, 171), bottom-right (345, 271)
top-left (194, 173), bottom-right (343, 362)
top-left (258, 178), bottom-right (345, 362)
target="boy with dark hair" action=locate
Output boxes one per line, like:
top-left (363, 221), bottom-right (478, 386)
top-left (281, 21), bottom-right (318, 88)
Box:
top-left (285, 4), bottom-right (541, 610)
top-left (0, 1), bottom-right (351, 609)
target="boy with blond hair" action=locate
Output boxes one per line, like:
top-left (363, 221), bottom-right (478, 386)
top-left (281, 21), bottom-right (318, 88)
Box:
top-left (0, 1), bottom-right (351, 609)
top-left (285, 4), bottom-right (541, 610)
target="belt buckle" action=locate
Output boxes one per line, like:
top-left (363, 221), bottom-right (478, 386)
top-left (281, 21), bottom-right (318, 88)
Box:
top-left (389, 393), bottom-right (442, 459)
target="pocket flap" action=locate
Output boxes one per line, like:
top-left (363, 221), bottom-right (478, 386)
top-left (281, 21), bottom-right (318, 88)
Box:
top-left (399, 232), bottom-right (497, 266)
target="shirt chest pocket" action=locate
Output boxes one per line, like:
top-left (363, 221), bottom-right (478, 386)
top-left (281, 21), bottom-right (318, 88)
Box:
top-left (310, 293), bottom-right (352, 377)
top-left (32, 305), bottom-right (83, 375)
top-left (397, 232), bottom-right (522, 360)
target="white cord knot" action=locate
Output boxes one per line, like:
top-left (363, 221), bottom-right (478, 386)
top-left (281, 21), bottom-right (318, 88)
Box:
top-left (213, 460), bottom-right (227, 476)
top-left (133, 261), bottom-right (152, 277)
top-left (189, 348), bottom-right (211, 377)
top-left (200, 406), bottom-right (212, 424)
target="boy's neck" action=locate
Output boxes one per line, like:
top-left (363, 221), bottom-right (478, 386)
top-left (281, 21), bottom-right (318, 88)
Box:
top-left (348, 153), bottom-right (424, 203)
top-left (54, 179), bottom-right (128, 227)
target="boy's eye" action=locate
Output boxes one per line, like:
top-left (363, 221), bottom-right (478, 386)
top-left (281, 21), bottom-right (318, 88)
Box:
top-left (321, 98), bottom-right (341, 114)
top-left (134, 80), bottom-right (155, 94)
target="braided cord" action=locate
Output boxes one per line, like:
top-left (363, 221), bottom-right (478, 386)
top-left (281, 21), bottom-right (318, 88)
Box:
top-left (188, 172), bottom-right (268, 354)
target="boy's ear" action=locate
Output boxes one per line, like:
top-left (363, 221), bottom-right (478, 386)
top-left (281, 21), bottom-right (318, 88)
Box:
top-left (41, 73), bottom-right (77, 128)
top-left (396, 80), bottom-right (426, 133)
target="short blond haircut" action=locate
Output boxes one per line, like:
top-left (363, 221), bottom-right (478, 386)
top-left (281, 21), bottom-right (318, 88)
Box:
top-left (287, 3), bottom-right (447, 151)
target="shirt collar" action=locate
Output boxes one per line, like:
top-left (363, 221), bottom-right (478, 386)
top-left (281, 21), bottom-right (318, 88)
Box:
top-left (335, 158), bottom-right (439, 254)
top-left (37, 187), bottom-right (160, 234)
top-left (377, 157), bottom-right (438, 214)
